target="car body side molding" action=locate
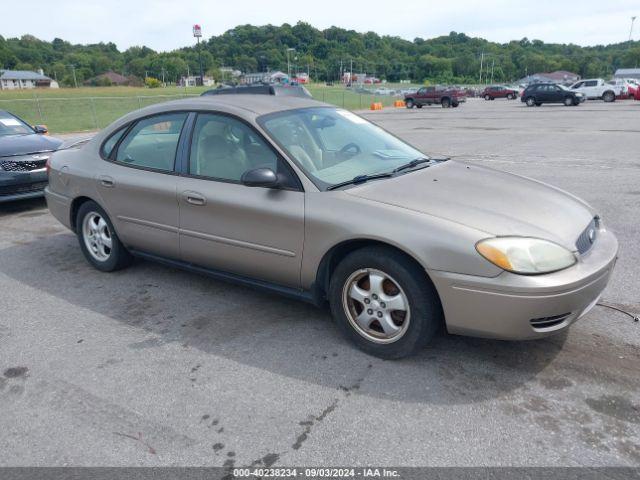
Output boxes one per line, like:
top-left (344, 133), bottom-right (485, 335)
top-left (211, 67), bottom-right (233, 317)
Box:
top-left (129, 249), bottom-right (318, 305)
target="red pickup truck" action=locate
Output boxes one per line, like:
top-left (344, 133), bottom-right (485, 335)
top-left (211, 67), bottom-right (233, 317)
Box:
top-left (404, 86), bottom-right (466, 108)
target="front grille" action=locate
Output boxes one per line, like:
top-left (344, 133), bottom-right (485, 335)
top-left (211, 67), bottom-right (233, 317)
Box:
top-left (576, 217), bottom-right (599, 255)
top-left (0, 181), bottom-right (48, 197)
top-left (0, 159), bottom-right (47, 172)
top-left (530, 313), bottom-right (572, 330)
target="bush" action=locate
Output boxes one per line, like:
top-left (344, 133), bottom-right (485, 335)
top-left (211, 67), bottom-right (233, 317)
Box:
top-left (145, 77), bottom-right (162, 88)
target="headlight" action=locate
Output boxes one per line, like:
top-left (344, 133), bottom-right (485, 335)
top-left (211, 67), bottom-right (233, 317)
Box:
top-left (476, 237), bottom-right (576, 275)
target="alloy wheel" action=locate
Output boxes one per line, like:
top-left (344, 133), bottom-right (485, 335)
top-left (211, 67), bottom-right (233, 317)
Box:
top-left (342, 268), bottom-right (411, 344)
top-left (82, 212), bottom-right (112, 262)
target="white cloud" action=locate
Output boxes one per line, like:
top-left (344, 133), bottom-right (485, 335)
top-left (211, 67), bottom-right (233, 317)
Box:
top-left (3, 0), bottom-right (638, 51)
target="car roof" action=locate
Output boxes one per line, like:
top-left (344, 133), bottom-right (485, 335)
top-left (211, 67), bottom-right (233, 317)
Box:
top-left (96, 94), bottom-right (330, 140)
top-left (141, 94), bottom-right (325, 117)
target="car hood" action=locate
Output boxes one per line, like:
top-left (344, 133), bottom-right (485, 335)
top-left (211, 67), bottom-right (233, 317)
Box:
top-left (0, 134), bottom-right (63, 158)
top-left (345, 160), bottom-right (595, 250)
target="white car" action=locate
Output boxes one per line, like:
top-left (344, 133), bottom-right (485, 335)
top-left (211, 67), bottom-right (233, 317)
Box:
top-left (568, 78), bottom-right (626, 102)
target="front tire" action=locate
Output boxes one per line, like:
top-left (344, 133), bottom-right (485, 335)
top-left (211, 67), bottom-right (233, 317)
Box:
top-left (564, 96), bottom-right (574, 106)
top-left (76, 201), bottom-right (132, 272)
top-left (328, 247), bottom-right (442, 359)
top-left (506, 93), bottom-right (514, 100)
top-left (484, 94), bottom-right (491, 101)
top-left (405, 98), bottom-right (415, 109)
top-left (441, 98), bottom-right (451, 108)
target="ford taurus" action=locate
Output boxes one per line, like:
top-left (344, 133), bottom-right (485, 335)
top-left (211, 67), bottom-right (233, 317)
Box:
top-left (44, 95), bottom-right (618, 358)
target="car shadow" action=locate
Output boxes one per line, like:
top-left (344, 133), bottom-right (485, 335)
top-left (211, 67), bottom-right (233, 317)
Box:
top-left (0, 197), bottom-right (47, 218)
top-left (0, 228), bottom-right (569, 405)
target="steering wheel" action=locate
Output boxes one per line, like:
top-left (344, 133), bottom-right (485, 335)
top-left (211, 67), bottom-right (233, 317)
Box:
top-left (340, 142), bottom-right (361, 156)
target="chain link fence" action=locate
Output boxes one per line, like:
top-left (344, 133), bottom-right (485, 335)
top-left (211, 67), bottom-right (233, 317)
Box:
top-left (0, 89), bottom-right (409, 134)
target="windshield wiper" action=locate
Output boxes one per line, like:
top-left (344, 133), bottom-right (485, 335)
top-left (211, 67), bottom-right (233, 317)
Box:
top-left (327, 172), bottom-right (394, 190)
top-left (392, 157), bottom-right (433, 174)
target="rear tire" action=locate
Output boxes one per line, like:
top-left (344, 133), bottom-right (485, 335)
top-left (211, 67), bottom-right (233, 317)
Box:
top-left (328, 247), bottom-right (442, 359)
top-left (76, 201), bottom-right (132, 272)
top-left (525, 97), bottom-right (536, 107)
top-left (602, 91), bottom-right (615, 103)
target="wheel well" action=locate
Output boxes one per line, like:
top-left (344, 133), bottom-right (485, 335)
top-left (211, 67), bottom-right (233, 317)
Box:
top-left (69, 196), bottom-right (94, 233)
top-left (313, 239), bottom-right (434, 306)
top-left (441, 96), bottom-right (451, 103)
top-left (602, 90), bottom-right (615, 96)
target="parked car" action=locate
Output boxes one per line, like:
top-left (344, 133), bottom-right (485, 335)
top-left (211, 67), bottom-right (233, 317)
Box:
top-left (568, 78), bottom-right (625, 102)
top-left (482, 85), bottom-right (518, 100)
top-left (521, 83), bottom-right (584, 107)
top-left (404, 86), bottom-right (466, 108)
top-left (45, 95), bottom-right (617, 358)
top-left (0, 110), bottom-right (64, 203)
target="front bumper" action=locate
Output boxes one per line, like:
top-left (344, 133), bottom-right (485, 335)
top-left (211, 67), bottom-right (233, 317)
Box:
top-left (0, 169), bottom-right (48, 203)
top-left (429, 228), bottom-right (618, 340)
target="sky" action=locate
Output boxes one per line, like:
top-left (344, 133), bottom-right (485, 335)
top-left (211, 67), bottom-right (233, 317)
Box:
top-left (2, 0), bottom-right (639, 51)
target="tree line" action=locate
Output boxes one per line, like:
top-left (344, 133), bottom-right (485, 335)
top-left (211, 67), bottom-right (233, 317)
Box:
top-left (1, 22), bottom-right (639, 86)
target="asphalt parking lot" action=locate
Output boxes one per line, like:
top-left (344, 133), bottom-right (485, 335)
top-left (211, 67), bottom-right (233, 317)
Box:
top-left (1, 98), bottom-right (639, 467)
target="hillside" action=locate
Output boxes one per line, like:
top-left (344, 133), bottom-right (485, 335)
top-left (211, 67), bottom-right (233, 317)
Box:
top-left (1, 22), bottom-right (639, 86)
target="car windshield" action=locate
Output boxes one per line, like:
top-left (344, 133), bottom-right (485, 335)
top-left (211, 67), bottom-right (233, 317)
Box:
top-left (259, 107), bottom-right (426, 188)
top-left (0, 112), bottom-right (33, 136)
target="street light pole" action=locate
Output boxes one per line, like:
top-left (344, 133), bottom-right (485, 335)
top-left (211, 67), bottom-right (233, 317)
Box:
top-left (630, 16), bottom-right (637, 42)
top-left (193, 24), bottom-right (204, 86)
top-left (286, 48), bottom-right (295, 80)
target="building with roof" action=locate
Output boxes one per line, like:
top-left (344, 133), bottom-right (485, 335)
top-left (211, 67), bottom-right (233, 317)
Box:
top-left (241, 71), bottom-right (289, 85)
top-left (517, 70), bottom-right (581, 86)
top-left (84, 70), bottom-right (132, 86)
top-left (0, 69), bottom-right (58, 90)
top-left (614, 68), bottom-right (640, 80)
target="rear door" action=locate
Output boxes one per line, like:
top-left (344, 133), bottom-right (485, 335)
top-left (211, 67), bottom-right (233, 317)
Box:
top-left (97, 112), bottom-right (187, 259)
top-left (176, 112), bottom-right (305, 288)
top-left (582, 80), bottom-right (599, 98)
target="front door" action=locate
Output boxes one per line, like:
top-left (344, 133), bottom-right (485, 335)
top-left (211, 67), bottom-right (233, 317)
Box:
top-left (97, 112), bottom-right (187, 259)
top-left (177, 112), bottom-right (305, 288)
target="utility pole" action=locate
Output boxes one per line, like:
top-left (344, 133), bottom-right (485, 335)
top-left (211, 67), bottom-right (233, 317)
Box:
top-left (630, 16), bottom-right (637, 41)
top-left (478, 52), bottom-right (484, 84)
top-left (350, 58), bottom-right (353, 86)
top-left (286, 48), bottom-right (295, 80)
top-left (68, 64), bottom-right (78, 88)
top-left (490, 59), bottom-right (495, 84)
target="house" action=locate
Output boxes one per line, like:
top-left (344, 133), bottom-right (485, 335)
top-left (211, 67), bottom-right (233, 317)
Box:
top-left (84, 71), bottom-right (131, 86)
top-left (614, 68), bottom-right (640, 80)
top-left (0, 69), bottom-right (58, 90)
top-left (241, 71), bottom-right (289, 85)
top-left (518, 70), bottom-right (580, 86)
top-left (178, 75), bottom-right (215, 87)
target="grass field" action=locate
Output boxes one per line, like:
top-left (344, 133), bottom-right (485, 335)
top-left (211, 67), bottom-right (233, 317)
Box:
top-left (0, 84), bottom-right (415, 134)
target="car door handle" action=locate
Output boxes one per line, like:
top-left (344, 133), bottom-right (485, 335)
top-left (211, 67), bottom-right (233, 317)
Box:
top-left (98, 175), bottom-right (115, 188)
top-left (182, 191), bottom-right (206, 206)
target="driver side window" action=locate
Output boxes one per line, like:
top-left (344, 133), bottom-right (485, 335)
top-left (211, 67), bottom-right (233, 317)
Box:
top-left (189, 113), bottom-right (278, 182)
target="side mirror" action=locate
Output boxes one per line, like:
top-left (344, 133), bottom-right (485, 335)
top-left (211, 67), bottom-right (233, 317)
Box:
top-left (34, 125), bottom-right (48, 135)
top-left (241, 167), bottom-right (279, 188)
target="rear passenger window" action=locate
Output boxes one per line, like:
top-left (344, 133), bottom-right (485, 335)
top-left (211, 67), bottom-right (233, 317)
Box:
top-left (101, 127), bottom-right (126, 158)
top-left (115, 113), bottom-right (187, 171)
